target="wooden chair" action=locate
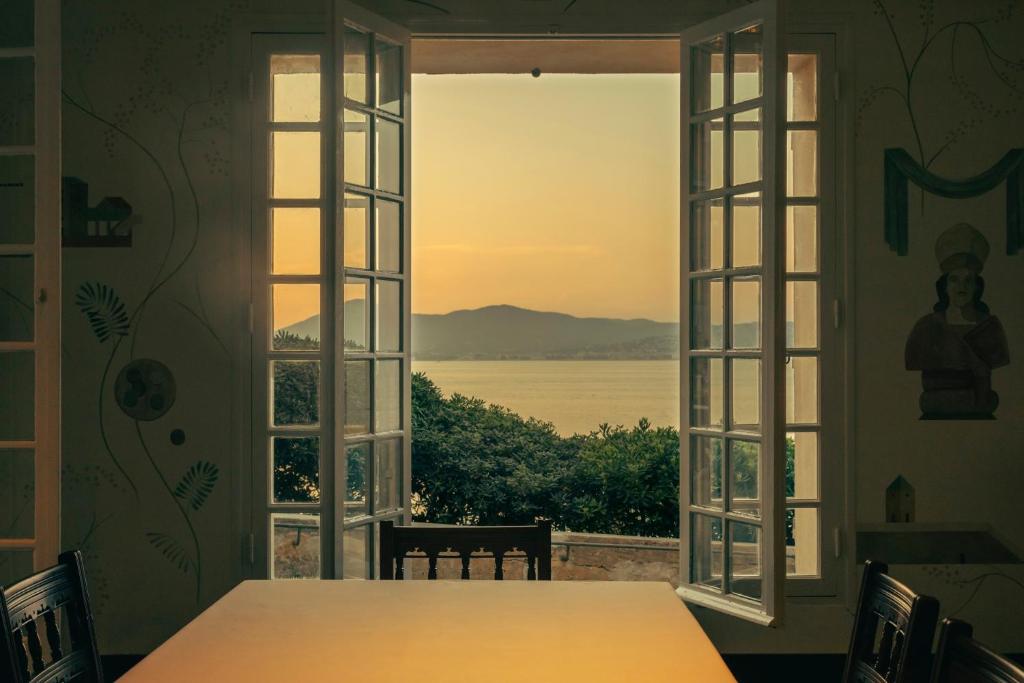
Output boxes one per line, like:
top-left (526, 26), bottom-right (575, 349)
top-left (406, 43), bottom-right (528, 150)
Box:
top-left (842, 560), bottom-right (939, 683)
top-left (930, 618), bottom-right (1024, 683)
top-left (1, 550), bottom-right (103, 683)
top-left (379, 520), bottom-right (552, 580)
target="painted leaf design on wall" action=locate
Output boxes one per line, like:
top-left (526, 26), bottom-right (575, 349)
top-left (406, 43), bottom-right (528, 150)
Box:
top-left (75, 282), bottom-right (130, 342)
top-left (173, 461), bottom-right (219, 511)
top-left (146, 532), bottom-right (193, 574)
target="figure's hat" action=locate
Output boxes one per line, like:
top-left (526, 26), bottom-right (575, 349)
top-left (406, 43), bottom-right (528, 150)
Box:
top-left (935, 222), bottom-right (990, 273)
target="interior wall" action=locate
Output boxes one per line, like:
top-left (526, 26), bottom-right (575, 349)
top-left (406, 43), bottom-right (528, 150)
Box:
top-left (58, 0), bottom-right (1024, 655)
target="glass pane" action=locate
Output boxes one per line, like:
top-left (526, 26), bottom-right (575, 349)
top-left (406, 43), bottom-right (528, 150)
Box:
top-left (732, 24), bottom-right (763, 105)
top-left (0, 59), bottom-right (34, 146)
top-left (272, 208), bottom-right (320, 275)
top-left (786, 205), bottom-right (818, 272)
top-left (343, 525), bottom-right (369, 579)
top-left (272, 513), bottom-right (320, 579)
top-left (690, 278), bottom-right (723, 350)
top-left (786, 356), bottom-right (818, 424)
top-left (0, 155), bottom-right (33, 244)
top-left (732, 120), bottom-right (761, 186)
top-left (0, 0), bottom-right (32, 48)
top-left (729, 521), bottom-right (761, 600)
top-left (344, 109), bottom-right (369, 187)
top-left (732, 196), bottom-right (760, 267)
top-left (375, 359), bottom-right (401, 433)
top-left (690, 198), bottom-right (723, 271)
top-left (0, 449), bottom-right (34, 538)
top-left (344, 193), bottom-right (370, 269)
top-left (375, 438), bottom-right (401, 513)
top-left (0, 351), bottom-right (33, 440)
top-left (690, 436), bottom-right (722, 509)
top-left (787, 54), bottom-right (817, 122)
top-left (731, 277), bottom-right (760, 349)
top-left (376, 117), bottom-right (401, 194)
top-left (343, 26), bottom-right (369, 104)
top-left (344, 278), bottom-right (369, 352)
top-left (691, 118), bottom-right (724, 192)
top-left (787, 130), bottom-right (817, 197)
top-left (690, 358), bottom-right (723, 430)
top-left (690, 35), bottom-right (724, 113)
top-left (376, 38), bottom-right (403, 115)
top-left (376, 279), bottom-right (401, 353)
top-left (376, 199), bottom-right (401, 273)
top-left (272, 361), bottom-right (319, 427)
top-left (691, 513), bottom-right (723, 590)
top-left (271, 54), bottom-right (320, 123)
top-left (0, 550), bottom-right (33, 587)
top-left (786, 281), bottom-right (818, 349)
top-left (0, 255), bottom-right (33, 341)
top-left (787, 507), bottom-right (820, 576)
top-left (272, 284), bottom-right (319, 350)
top-left (272, 437), bottom-right (320, 504)
top-left (345, 360), bottom-right (371, 436)
top-left (730, 440), bottom-right (760, 518)
top-left (787, 431), bottom-right (819, 499)
top-left (731, 358), bottom-right (760, 432)
top-left (345, 442), bottom-right (369, 518)
top-left (272, 132), bottom-right (320, 199)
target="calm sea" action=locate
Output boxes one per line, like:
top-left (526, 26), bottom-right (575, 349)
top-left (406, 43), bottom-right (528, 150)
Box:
top-left (412, 360), bottom-right (681, 436)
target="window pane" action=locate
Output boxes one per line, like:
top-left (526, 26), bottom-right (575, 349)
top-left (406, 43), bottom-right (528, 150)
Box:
top-left (732, 24), bottom-right (762, 105)
top-left (375, 359), bottom-right (401, 433)
top-left (344, 278), bottom-right (369, 352)
top-left (0, 449), bottom-right (34, 538)
top-left (376, 38), bottom-right (403, 115)
top-left (376, 279), bottom-right (401, 353)
top-left (271, 54), bottom-right (320, 123)
top-left (0, 155), bottom-right (33, 243)
top-left (376, 117), bottom-right (401, 194)
top-left (272, 437), bottom-right (320, 504)
top-left (344, 109), bottom-right (369, 187)
top-left (690, 436), bottom-right (722, 509)
top-left (690, 278), bottom-right (723, 350)
top-left (0, 59), bottom-right (33, 146)
top-left (786, 130), bottom-right (817, 197)
top-left (345, 360), bottom-right (371, 436)
top-left (375, 438), bottom-right (401, 513)
top-left (272, 513), bottom-right (320, 579)
top-left (272, 132), bottom-right (320, 199)
top-left (343, 26), bottom-right (369, 104)
top-left (272, 284), bottom-right (319, 351)
top-left (344, 193), bottom-right (370, 269)
top-left (787, 507), bottom-right (820, 576)
top-left (787, 431), bottom-right (819, 499)
top-left (345, 442), bottom-right (369, 518)
top-left (787, 54), bottom-right (817, 122)
top-left (376, 199), bottom-right (401, 273)
top-left (731, 277), bottom-right (760, 349)
top-left (272, 361), bottom-right (319, 427)
top-left (786, 205), bottom-right (818, 272)
top-left (731, 358), bottom-right (760, 431)
top-left (786, 356), bottom-right (818, 424)
top-left (732, 197), bottom-right (760, 268)
top-left (0, 0), bottom-right (32, 48)
top-left (691, 513), bottom-right (723, 590)
top-left (0, 550), bottom-right (33, 587)
top-left (690, 35), bottom-right (724, 113)
top-left (0, 351), bottom-right (33, 440)
top-left (786, 281), bottom-right (818, 349)
top-left (729, 521), bottom-right (761, 601)
top-left (730, 440), bottom-right (760, 518)
top-left (343, 525), bottom-right (370, 579)
top-left (0, 255), bottom-right (33, 341)
top-left (691, 118), bottom-right (724, 192)
top-left (690, 198), bottom-right (723, 272)
top-left (690, 358), bottom-right (723, 430)
top-left (732, 121), bottom-right (761, 186)
top-left (272, 207), bottom-right (320, 275)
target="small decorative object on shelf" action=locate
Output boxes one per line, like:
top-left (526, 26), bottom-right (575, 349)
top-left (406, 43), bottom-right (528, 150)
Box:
top-left (886, 475), bottom-right (915, 523)
top-left (62, 176), bottom-right (134, 247)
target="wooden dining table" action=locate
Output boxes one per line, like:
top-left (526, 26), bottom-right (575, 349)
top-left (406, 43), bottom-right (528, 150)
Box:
top-left (120, 580), bottom-right (735, 682)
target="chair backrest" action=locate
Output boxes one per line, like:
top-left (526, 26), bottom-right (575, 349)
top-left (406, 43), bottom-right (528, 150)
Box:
top-left (931, 619), bottom-right (1024, 683)
top-left (843, 560), bottom-right (939, 683)
top-left (1, 550), bottom-right (103, 683)
top-left (379, 520), bottom-right (552, 580)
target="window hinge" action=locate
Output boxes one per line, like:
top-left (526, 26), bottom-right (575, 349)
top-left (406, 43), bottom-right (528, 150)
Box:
top-left (833, 298), bottom-right (842, 329)
top-left (833, 527), bottom-right (843, 559)
top-left (247, 532), bottom-right (255, 565)
top-left (248, 301), bottom-right (254, 335)
top-left (833, 71), bottom-right (841, 102)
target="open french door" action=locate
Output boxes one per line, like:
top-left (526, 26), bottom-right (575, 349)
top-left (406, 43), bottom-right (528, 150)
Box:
top-left (678, 0), bottom-right (787, 625)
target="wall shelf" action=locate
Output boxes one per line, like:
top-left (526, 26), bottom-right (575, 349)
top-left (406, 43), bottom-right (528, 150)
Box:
top-left (856, 523), bottom-right (1022, 565)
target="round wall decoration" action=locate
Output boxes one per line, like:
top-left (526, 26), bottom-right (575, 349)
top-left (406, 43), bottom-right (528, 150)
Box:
top-left (114, 358), bottom-right (177, 421)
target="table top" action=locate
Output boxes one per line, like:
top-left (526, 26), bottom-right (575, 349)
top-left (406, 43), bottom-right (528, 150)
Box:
top-left (121, 580), bottom-right (735, 682)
